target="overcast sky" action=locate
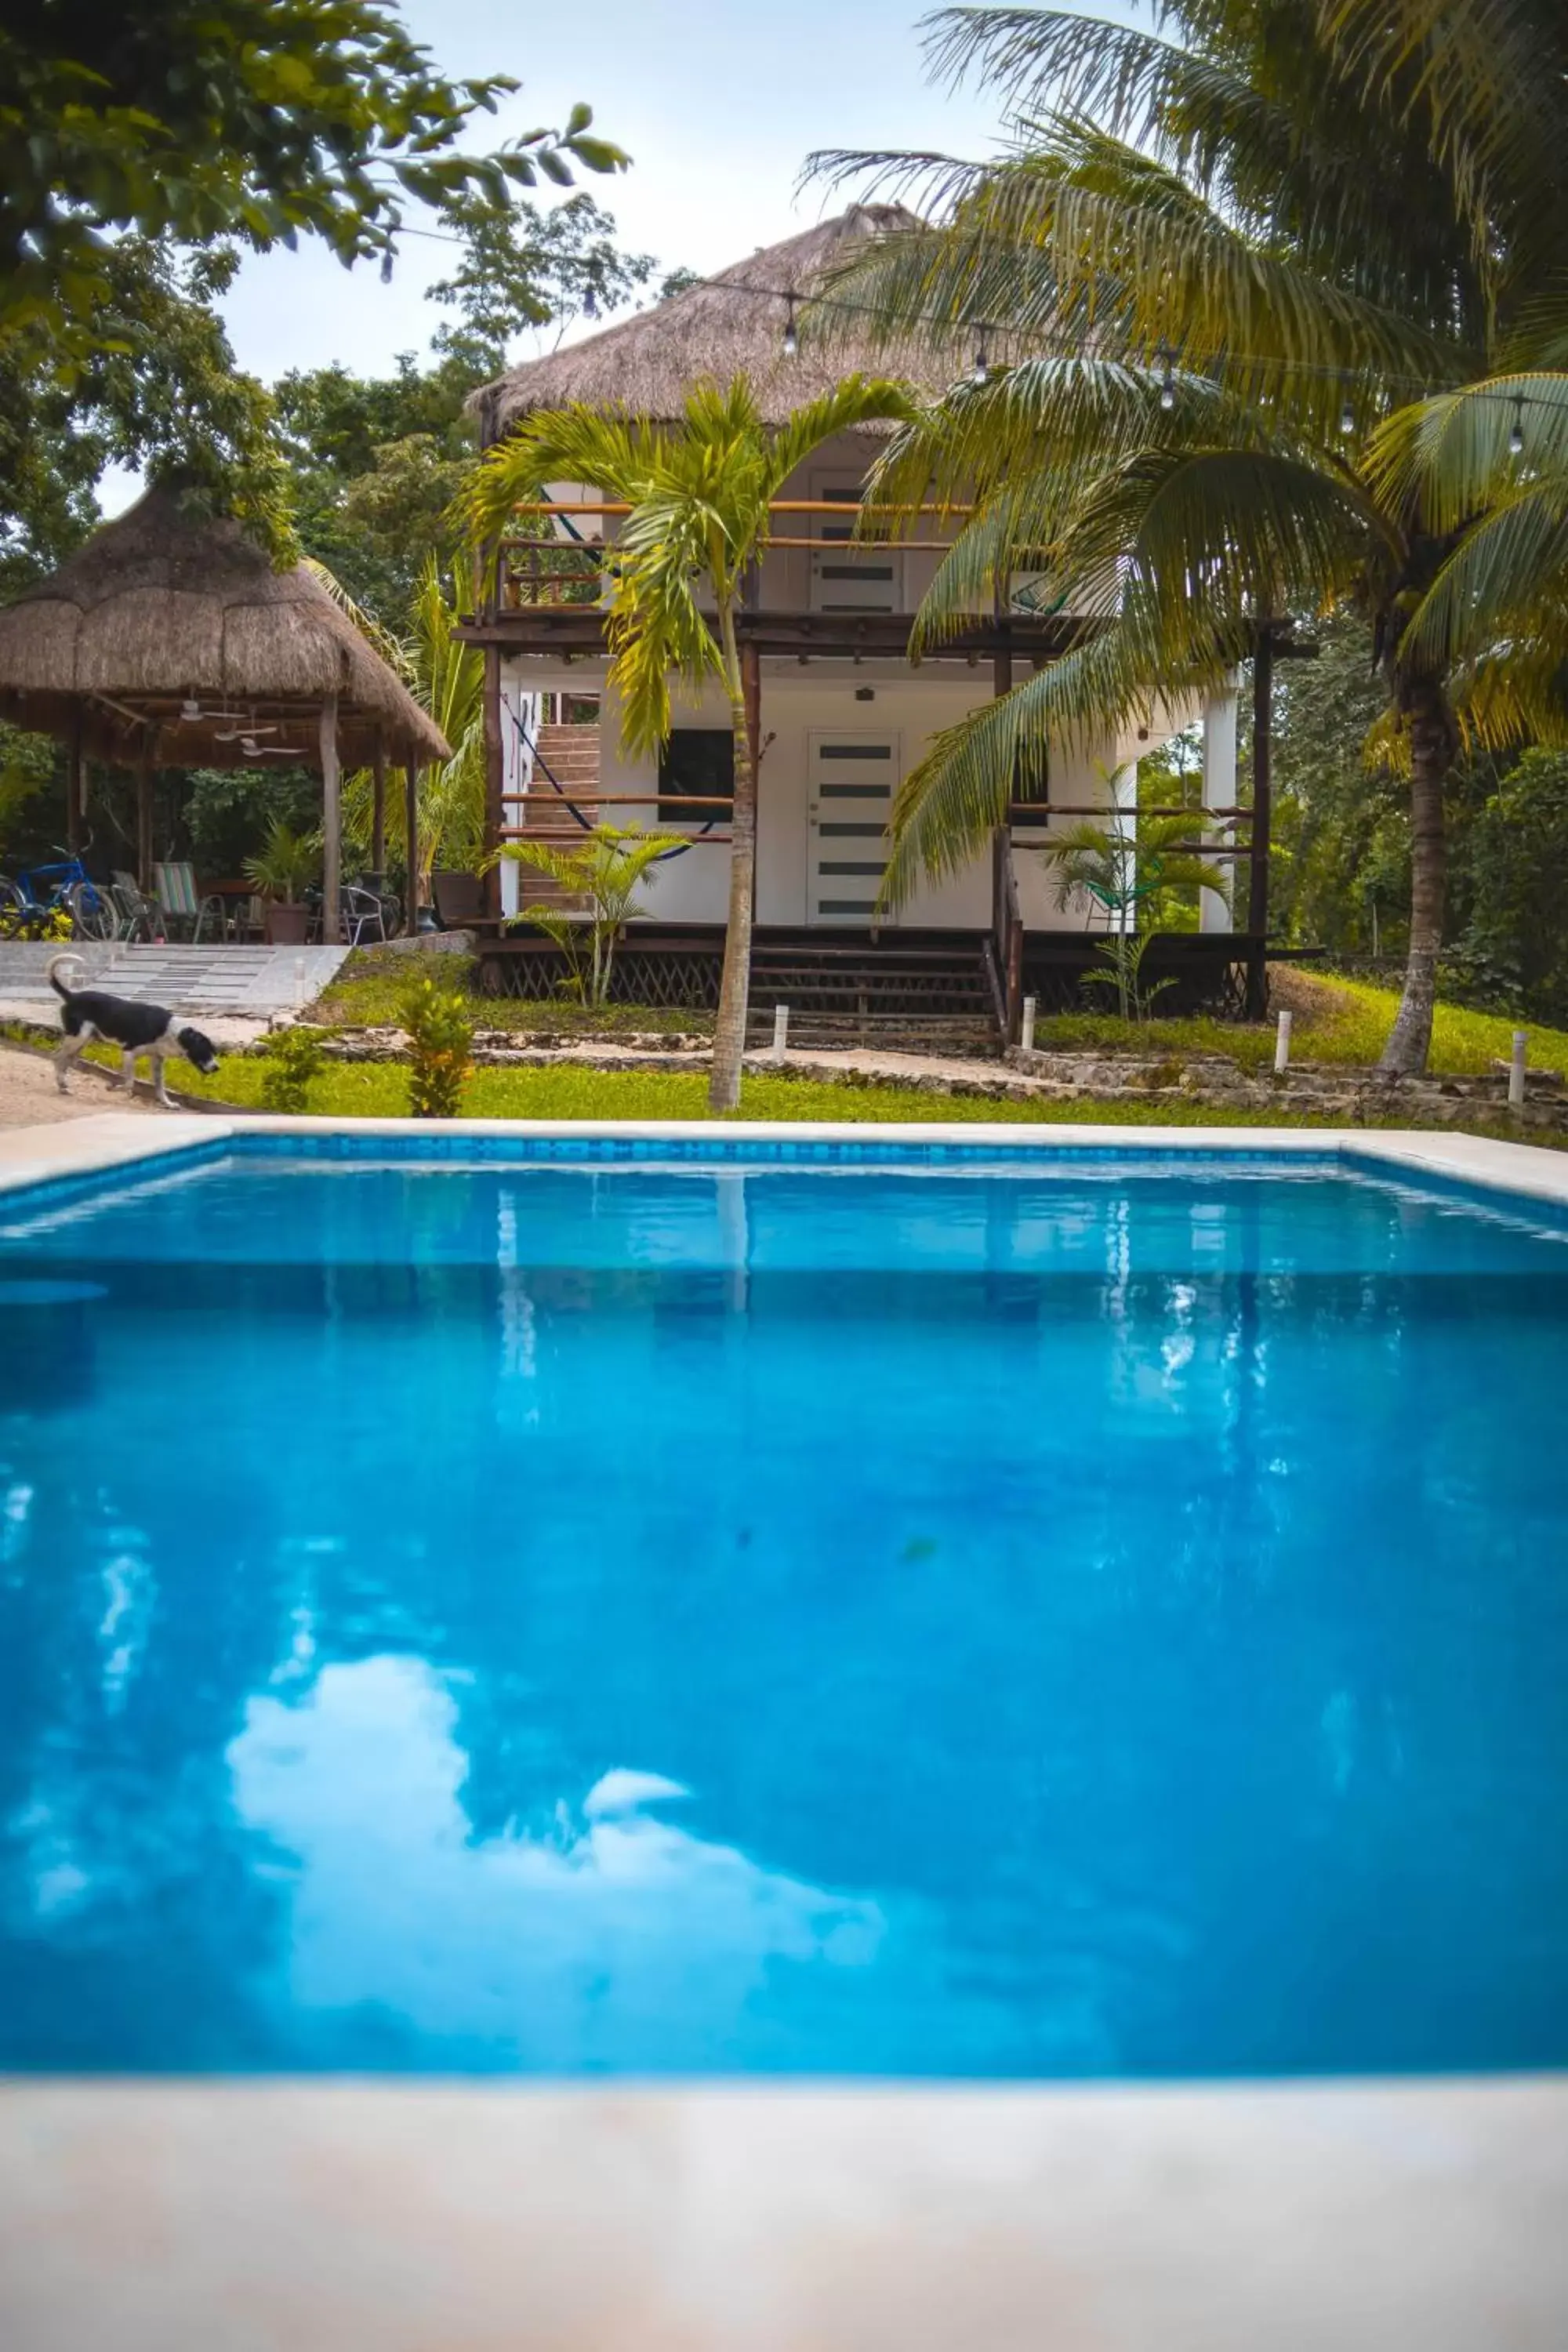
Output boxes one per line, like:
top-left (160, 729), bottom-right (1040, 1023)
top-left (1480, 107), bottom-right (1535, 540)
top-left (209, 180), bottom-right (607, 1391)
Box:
top-left (219, 0), bottom-right (1019, 383)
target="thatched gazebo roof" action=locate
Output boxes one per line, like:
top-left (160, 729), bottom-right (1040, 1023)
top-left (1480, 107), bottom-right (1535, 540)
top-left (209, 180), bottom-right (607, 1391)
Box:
top-left (477, 204), bottom-right (939, 434)
top-left (0, 484), bottom-right (450, 771)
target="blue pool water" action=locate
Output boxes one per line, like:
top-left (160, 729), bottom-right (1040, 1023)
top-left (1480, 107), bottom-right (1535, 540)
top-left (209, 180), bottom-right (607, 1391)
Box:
top-left (2, 1142), bottom-right (1567, 2077)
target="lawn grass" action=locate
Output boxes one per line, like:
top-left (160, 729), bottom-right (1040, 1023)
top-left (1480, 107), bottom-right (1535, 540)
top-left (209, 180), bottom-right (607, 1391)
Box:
top-left (316, 953), bottom-right (1568, 1076)
top-left (1036, 971), bottom-right (1568, 1077)
top-left (156, 1051), bottom-right (1317, 1127)
top-left (315, 950), bottom-right (712, 1038)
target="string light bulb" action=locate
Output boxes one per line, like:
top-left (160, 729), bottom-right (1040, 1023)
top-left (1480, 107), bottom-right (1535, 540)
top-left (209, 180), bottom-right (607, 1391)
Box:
top-left (379, 248), bottom-right (394, 285)
top-left (972, 326), bottom-right (990, 384)
top-left (1339, 397), bottom-right (1356, 437)
top-left (782, 295), bottom-right (798, 359)
top-left (1156, 343), bottom-right (1176, 411)
top-left (582, 285), bottom-right (598, 321)
top-left (1508, 395), bottom-right (1525, 458)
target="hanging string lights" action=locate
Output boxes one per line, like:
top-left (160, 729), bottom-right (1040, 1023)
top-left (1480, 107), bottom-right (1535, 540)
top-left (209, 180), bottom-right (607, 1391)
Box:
top-left (782, 293), bottom-right (799, 359)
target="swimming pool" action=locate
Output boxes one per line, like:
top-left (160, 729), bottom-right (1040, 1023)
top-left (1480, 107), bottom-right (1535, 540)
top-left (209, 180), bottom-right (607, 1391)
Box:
top-left (2, 1134), bottom-right (1566, 2077)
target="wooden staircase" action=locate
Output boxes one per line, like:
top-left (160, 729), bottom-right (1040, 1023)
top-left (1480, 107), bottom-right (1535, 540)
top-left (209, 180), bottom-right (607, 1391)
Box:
top-left (507, 722), bottom-right (600, 909)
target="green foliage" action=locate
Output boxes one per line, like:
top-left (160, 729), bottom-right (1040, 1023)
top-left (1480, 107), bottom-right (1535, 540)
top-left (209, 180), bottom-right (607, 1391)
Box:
top-left (1080, 931), bottom-right (1180, 1025)
top-left (245, 819), bottom-right (320, 904)
top-left (0, 2), bottom-right (627, 373)
top-left (185, 767), bottom-right (319, 879)
top-left (0, 238), bottom-right (296, 586)
top-left (1040, 786), bottom-right (1231, 938)
top-left (428, 189), bottom-right (658, 378)
top-left (0, 726), bottom-right (56, 853)
top-left (817, 0), bottom-right (1568, 1073)
top-left (275, 192), bottom-right (659, 619)
top-left (400, 975), bottom-right (474, 1117)
top-left (1447, 749), bottom-right (1568, 1020)
top-left (258, 1026), bottom-right (328, 1112)
top-left (328, 560), bottom-right (485, 888)
top-left (508, 824), bottom-right (687, 1005)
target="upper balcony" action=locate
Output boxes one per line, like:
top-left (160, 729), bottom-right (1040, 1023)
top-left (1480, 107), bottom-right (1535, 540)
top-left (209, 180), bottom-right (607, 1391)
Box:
top-left (466, 488), bottom-right (1084, 668)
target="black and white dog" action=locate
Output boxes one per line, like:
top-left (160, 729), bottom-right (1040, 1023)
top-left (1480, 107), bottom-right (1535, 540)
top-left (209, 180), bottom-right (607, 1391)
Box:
top-left (49, 953), bottom-right (220, 1108)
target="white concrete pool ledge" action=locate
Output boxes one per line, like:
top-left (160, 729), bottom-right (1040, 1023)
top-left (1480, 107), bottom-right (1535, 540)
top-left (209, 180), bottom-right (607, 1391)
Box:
top-left (3, 1108), bottom-right (1568, 1213)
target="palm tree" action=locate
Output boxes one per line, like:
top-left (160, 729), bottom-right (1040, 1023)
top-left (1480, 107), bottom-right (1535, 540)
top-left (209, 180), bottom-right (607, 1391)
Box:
top-left (811, 0), bottom-right (1568, 1072)
top-left (456, 374), bottom-right (915, 1110)
top-left (506, 822), bottom-right (688, 1007)
top-left (1043, 808), bottom-right (1231, 934)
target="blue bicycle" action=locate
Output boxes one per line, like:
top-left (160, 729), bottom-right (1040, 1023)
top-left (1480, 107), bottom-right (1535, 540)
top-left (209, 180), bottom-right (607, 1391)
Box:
top-left (2, 851), bottom-right (116, 941)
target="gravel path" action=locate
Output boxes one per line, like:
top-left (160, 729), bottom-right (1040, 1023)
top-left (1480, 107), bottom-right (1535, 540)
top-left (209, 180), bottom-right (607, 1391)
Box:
top-left (0, 1044), bottom-right (160, 1128)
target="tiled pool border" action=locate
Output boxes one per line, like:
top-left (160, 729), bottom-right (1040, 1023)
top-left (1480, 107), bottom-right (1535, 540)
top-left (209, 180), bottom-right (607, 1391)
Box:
top-left (4, 1110), bottom-right (1568, 1225)
top-left (4, 1107), bottom-right (1567, 2349)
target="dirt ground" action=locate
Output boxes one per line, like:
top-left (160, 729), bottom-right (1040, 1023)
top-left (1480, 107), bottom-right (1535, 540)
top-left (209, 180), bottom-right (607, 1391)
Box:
top-left (0, 1043), bottom-right (161, 1128)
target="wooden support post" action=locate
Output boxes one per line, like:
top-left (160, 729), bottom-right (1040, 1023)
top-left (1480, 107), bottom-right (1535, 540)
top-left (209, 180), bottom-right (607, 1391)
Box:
top-left (66, 713), bottom-right (84, 855)
top-left (404, 762), bottom-right (420, 934)
top-left (483, 645), bottom-right (504, 920)
top-left (1247, 627), bottom-right (1275, 1018)
top-left (136, 757), bottom-right (154, 892)
top-left (370, 736), bottom-right (387, 877)
top-left (742, 638), bottom-right (762, 918)
top-left (320, 693), bottom-right (341, 946)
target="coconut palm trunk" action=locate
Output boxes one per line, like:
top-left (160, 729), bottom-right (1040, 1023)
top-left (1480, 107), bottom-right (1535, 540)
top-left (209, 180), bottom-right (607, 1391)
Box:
top-left (710, 598), bottom-right (756, 1112)
top-left (1379, 678), bottom-right (1456, 1075)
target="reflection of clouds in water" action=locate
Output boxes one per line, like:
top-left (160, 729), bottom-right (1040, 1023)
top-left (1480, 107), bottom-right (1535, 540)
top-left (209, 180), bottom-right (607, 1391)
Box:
top-left (227, 1655), bottom-right (885, 2067)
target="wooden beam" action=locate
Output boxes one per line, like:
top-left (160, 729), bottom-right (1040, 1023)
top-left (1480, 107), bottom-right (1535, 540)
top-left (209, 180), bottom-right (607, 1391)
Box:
top-left (65, 711), bottom-right (84, 855)
top-left (370, 736), bottom-right (387, 875)
top-left (136, 757), bottom-right (154, 893)
top-left (482, 645), bottom-right (504, 920)
top-left (404, 763), bottom-right (420, 934)
top-left (320, 693), bottom-right (341, 946)
top-left (742, 637), bottom-right (762, 920)
top-left (1247, 631), bottom-right (1275, 1017)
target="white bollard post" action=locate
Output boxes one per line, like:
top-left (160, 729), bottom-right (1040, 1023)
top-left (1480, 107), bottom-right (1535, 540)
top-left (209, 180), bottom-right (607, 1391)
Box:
top-left (771, 1002), bottom-right (789, 1062)
top-left (1510, 1029), bottom-right (1528, 1110)
top-left (1020, 994), bottom-right (1037, 1055)
top-left (1274, 1008), bottom-right (1293, 1075)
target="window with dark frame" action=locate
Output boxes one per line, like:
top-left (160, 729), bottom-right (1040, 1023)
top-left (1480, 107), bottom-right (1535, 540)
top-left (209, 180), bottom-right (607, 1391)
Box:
top-left (658, 728), bottom-right (735, 825)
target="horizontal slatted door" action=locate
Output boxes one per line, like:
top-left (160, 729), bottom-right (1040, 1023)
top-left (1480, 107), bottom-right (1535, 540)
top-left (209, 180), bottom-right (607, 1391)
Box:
top-left (808, 732), bottom-right (897, 924)
top-left (808, 480), bottom-right (901, 613)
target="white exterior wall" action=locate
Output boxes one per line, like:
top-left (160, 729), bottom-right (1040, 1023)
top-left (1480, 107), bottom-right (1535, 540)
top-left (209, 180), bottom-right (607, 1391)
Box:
top-left (502, 652), bottom-right (1207, 934)
top-left (506, 430), bottom-right (1214, 932)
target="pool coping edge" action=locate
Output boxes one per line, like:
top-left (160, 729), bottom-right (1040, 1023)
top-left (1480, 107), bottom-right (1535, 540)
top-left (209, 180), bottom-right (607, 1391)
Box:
top-left (3, 1112), bottom-right (1568, 1215)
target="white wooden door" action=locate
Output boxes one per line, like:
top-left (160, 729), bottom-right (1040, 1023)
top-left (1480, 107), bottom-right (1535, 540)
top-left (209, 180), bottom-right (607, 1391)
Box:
top-left (807, 731), bottom-right (898, 924)
top-left (807, 477), bottom-right (902, 613)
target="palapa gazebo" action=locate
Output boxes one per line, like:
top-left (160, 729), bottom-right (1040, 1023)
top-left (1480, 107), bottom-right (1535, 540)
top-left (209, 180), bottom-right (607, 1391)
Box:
top-left (0, 484), bottom-right (451, 941)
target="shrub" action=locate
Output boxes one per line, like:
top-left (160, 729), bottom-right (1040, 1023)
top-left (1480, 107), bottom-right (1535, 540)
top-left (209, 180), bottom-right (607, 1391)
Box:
top-left (401, 975), bottom-right (474, 1118)
top-left (258, 1025), bottom-right (327, 1113)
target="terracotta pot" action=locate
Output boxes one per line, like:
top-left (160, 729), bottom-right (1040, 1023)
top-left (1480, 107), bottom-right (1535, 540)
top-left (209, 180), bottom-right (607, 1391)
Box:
top-left (265, 902), bottom-right (311, 946)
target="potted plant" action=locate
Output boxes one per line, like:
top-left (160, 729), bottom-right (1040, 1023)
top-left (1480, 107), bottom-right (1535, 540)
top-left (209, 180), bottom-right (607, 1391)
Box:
top-left (245, 819), bottom-right (319, 945)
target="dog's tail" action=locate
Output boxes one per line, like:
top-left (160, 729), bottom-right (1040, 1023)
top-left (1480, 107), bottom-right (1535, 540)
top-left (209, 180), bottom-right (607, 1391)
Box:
top-left (45, 951), bottom-right (88, 1000)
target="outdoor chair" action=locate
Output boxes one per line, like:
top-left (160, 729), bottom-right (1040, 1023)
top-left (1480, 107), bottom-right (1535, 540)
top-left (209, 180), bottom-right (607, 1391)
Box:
top-left (108, 877), bottom-right (163, 942)
top-left (340, 884), bottom-right (388, 948)
top-left (153, 861), bottom-right (227, 943)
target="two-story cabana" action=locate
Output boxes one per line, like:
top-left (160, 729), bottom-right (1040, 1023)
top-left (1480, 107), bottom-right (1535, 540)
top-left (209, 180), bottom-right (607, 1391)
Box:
top-left (462, 206), bottom-right (1287, 1041)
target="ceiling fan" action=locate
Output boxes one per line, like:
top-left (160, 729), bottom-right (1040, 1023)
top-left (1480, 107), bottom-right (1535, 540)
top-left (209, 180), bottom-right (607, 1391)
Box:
top-left (180, 696), bottom-right (257, 724)
top-left (214, 723), bottom-right (279, 742)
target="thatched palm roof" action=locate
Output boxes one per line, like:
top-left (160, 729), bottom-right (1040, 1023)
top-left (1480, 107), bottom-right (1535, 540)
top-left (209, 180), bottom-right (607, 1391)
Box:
top-left (477, 204), bottom-right (941, 434)
top-left (0, 485), bottom-right (451, 769)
